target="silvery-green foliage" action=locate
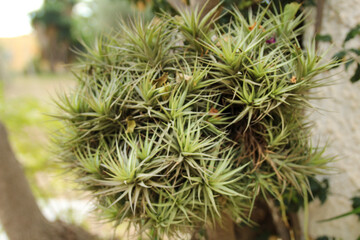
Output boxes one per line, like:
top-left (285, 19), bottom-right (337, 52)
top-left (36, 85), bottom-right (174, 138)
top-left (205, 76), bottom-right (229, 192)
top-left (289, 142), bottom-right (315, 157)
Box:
top-left (55, 3), bottom-right (336, 238)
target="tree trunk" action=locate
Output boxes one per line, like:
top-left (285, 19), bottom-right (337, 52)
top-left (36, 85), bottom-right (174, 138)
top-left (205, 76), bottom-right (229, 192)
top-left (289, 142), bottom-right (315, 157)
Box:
top-left (206, 213), bottom-right (236, 240)
top-left (0, 122), bottom-right (95, 240)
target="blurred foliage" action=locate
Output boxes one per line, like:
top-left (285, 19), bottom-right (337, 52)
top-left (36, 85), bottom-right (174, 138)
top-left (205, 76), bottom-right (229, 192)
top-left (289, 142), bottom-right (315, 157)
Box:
top-left (316, 237), bottom-right (336, 240)
top-left (71, 0), bottom-right (146, 45)
top-left (352, 196), bottom-right (360, 219)
top-left (29, 0), bottom-right (152, 52)
top-left (317, 24), bottom-right (360, 83)
top-left (30, 0), bottom-right (77, 42)
top-left (0, 45), bottom-right (8, 81)
top-left (0, 76), bottom-right (66, 198)
top-left (1, 97), bottom-right (51, 172)
top-left (30, 0), bottom-right (80, 71)
top-left (318, 194), bottom-right (360, 225)
top-left (23, 56), bottom-right (43, 75)
top-left (315, 34), bottom-right (332, 43)
top-left (284, 177), bottom-right (330, 212)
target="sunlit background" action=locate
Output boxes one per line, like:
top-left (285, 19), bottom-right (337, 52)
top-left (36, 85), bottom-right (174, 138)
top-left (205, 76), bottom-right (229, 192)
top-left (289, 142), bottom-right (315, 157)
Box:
top-left (0, 0), bottom-right (44, 38)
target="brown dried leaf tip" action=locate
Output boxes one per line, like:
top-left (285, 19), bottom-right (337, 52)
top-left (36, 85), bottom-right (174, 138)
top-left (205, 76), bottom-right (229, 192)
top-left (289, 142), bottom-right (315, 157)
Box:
top-left (155, 72), bottom-right (168, 87)
top-left (249, 21), bottom-right (257, 31)
top-left (209, 107), bottom-right (221, 119)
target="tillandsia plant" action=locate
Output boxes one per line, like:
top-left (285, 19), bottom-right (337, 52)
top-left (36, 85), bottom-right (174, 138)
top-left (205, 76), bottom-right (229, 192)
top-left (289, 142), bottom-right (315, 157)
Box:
top-left (54, 2), bottom-right (336, 239)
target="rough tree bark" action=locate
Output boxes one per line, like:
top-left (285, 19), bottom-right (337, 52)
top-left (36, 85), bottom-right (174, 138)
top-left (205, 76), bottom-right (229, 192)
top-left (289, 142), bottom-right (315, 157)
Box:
top-left (206, 213), bottom-right (236, 240)
top-left (0, 122), bottom-right (95, 240)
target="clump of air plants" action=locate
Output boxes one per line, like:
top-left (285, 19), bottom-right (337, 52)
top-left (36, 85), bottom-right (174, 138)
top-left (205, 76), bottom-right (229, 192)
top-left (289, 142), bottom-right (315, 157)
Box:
top-left (54, 3), bottom-right (336, 239)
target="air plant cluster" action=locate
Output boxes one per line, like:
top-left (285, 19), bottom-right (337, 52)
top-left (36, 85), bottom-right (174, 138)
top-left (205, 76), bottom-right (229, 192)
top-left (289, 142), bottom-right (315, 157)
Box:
top-left (55, 3), bottom-right (335, 238)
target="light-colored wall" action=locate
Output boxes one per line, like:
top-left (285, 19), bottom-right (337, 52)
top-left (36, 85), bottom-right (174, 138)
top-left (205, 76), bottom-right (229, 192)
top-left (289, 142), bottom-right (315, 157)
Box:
top-left (0, 33), bottom-right (40, 72)
top-left (302, 0), bottom-right (360, 239)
